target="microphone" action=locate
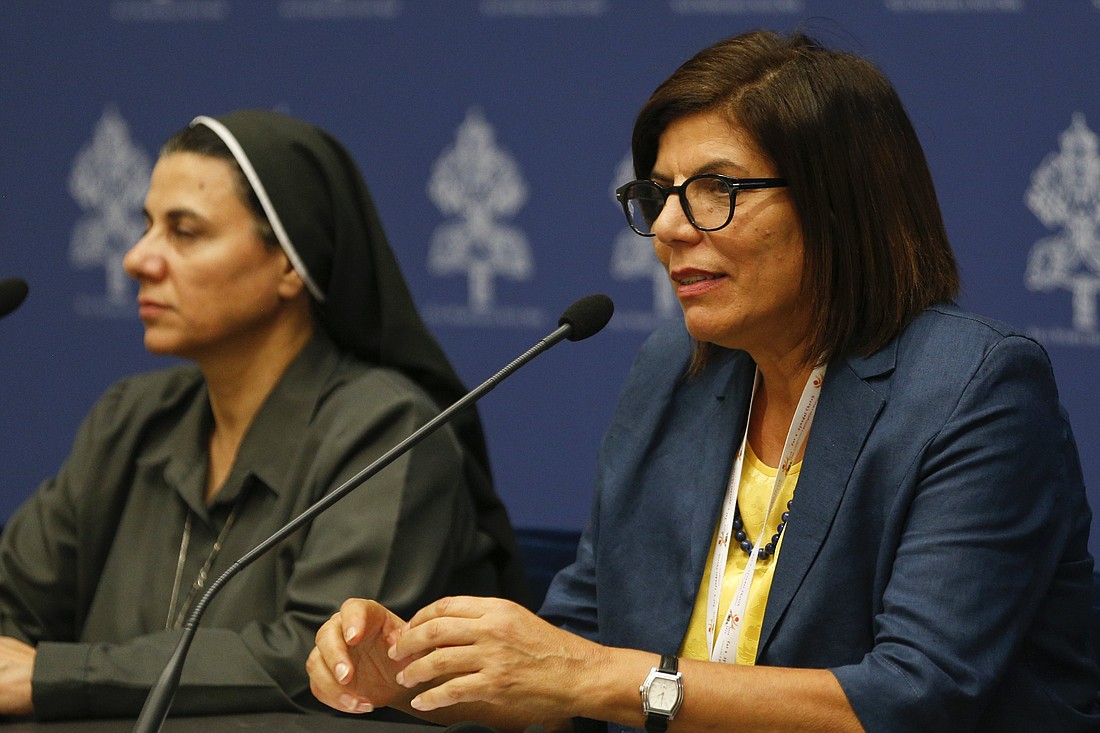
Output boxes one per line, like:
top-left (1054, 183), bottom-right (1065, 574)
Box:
top-left (0, 278), bottom-right (28, 320)
top-left (131, 293), bottom-right (614, 733)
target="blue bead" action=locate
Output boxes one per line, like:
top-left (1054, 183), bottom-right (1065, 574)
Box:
top-left (733, 501), bottom-right (799, 555)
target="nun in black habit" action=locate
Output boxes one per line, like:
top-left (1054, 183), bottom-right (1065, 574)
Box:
top-left (0, 109), bottom-right (525, 720)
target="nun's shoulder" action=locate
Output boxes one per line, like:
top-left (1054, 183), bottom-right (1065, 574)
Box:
top-left (321, 351), bottom-right (449, 425)
top-left (91, 364), bottom-right (205, 425)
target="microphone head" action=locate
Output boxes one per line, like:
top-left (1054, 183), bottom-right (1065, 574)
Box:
top-left (558, 293), bottom-right (614, 341)
top-left (0, 278), bottom-right (29, 320)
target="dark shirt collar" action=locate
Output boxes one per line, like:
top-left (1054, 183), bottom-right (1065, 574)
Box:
top-left (143, 333), bottom-right (344, 516)
top-left (230, 333), bottom-right (343, 501)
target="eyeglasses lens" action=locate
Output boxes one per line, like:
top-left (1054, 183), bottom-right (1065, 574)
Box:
top-left (624, 183), bottom-right (664, 235)
top-left (623, 177), bottom-right (734, 235)
top-left (685, 176), bottom-right (734, 230)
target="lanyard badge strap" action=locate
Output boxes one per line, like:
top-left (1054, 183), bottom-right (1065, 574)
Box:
top-left (705, 364), bottom-right (826, 663)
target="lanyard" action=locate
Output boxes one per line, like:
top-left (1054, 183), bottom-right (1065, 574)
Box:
top-left (705, 363), bottom-right (826, 663)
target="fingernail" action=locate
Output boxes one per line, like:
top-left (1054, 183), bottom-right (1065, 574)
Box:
top-left (387, 644), bottom-right (397, 660)
top-left (355, 702), bottom-right (374, 714)
top-left (335, 663), bottom-right (349, 683)
top-left (410, 695), bottom-right (425, 711)
top-left (395, 671), bottom-right (405, 686)
top-left (344, 626), bottom-right (358, 642)
top-left (339, 694), bottom-right (368, 713)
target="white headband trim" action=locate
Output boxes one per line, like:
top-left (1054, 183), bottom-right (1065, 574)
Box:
top-left (190, 115), bottom-right (326, 302)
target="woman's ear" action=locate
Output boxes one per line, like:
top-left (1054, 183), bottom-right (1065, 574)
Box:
top-left (276, 255), bottom-right (308, 300)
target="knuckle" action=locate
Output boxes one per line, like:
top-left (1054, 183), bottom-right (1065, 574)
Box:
top-left (422, 619), bottom-right (444, 644)
top-left (315, 617), bottom-right (335, 643)
top-left (426, 647), bottom-right (449, 674)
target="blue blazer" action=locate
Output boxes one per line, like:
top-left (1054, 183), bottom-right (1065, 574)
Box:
top-left (541, 305), bottom-right (1100, 733)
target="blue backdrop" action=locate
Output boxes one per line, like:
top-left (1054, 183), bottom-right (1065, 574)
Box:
top-left (2, 1), bottom-right (1099, 561)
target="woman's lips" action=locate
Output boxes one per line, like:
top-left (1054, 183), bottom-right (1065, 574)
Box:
top-left (672, 270), bottom-right (726, 297)
top-left (137, 298), bottom-right (168, 319)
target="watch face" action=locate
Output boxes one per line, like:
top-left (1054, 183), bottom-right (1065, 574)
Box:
top-left (649, 677), bottom-right (679, 710)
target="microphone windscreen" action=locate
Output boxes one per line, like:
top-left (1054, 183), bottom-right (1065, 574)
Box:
top-left (0, 278), bottom-right (29, 320)
top-left (558, 293), bottom-right (614, 341)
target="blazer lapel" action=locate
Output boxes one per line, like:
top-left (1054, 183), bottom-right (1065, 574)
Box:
top-left (648, 352), bottom-right (756, 654)
top-left (756, 345), bottom-right (896, 656)
top-left (686, 356), bottom-right (757, 591)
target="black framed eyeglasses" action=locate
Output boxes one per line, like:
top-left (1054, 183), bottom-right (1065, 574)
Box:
top-left (615, 173), bottom-right (788, 236)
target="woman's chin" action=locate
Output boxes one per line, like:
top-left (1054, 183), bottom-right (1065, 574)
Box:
top-left (142, 334), bottom-right (183, 358)
top-left (681, 312), bottom-right (733, 348)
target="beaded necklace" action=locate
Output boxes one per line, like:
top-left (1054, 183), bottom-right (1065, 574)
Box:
top-left (732, 498), bottom-right (793, 558)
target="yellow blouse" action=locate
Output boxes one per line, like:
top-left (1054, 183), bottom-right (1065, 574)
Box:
top-left (680, 443), bottom-right (801, 665)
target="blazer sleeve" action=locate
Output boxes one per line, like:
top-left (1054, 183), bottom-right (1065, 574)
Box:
top-left (831, 334), bottom-right (1094, 732)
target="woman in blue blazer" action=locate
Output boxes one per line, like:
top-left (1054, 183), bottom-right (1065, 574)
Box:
top-left (307, 29), bottom-right (1100, 733)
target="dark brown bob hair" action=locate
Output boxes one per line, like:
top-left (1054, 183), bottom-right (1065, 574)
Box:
top-left (632, 30), bottom-right (960, 370)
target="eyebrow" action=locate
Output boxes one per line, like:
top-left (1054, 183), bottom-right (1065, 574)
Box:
top-left (143, 207), bottom-right (205, 224)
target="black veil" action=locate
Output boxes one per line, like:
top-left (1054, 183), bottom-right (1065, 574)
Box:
top-left (194, 109), bottom-right (526, 601)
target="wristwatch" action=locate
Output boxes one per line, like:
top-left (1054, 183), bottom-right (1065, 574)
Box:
top-left (639, 654), bottom-right (683, 733)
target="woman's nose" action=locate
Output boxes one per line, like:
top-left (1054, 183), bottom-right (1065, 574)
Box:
top-left (122, 230), bottom-right (166, 281)
top-left (650, 193), bottom-right (699, 245)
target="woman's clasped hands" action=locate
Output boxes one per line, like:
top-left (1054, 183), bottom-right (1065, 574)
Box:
top-left (308, 595), bottom-right (602, 727)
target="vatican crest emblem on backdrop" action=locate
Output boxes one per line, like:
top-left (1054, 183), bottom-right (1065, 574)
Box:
top-left (68, 106), bottom-right (152, 319)
top-left (422, 108), bottom-right (543, 328)
top-left (1024, 113), bottom-right (1100, 346)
